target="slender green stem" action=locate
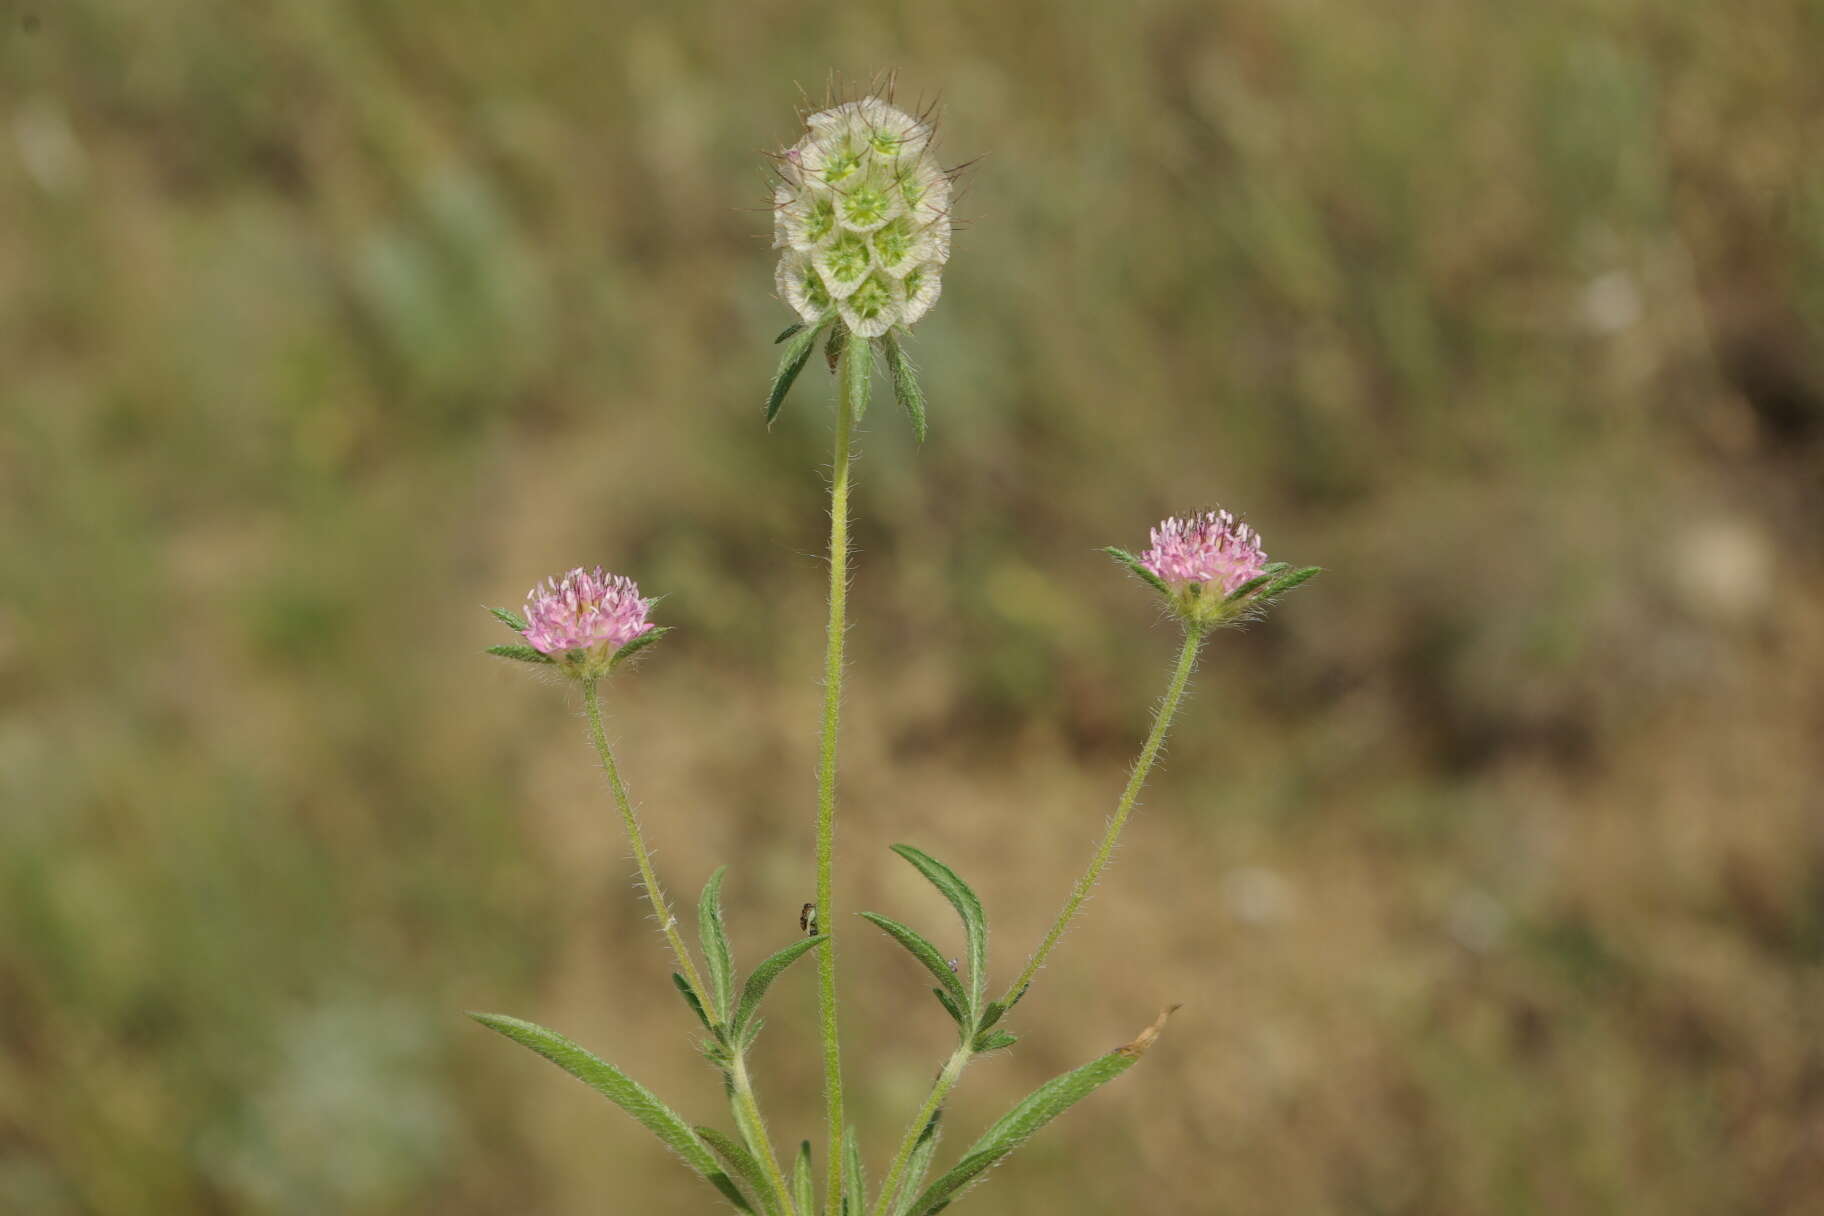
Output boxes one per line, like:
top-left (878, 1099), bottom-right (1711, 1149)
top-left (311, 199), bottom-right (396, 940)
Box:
top-left (581, 679), bottom-right (718, 1022)
top-left (1003, 626), bottom-right (1207, 1007)
top-left (814, 350), bottom-right (860, 1215)
top-left (731, 1053), bottom-right (800, 1216)
top-left (871, 1046), bottom-right (970, 1216)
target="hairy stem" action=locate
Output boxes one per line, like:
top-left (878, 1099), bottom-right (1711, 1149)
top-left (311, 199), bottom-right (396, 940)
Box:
top-left (1004, 626), bottom-right (1206, 1006)
top-left (815, 348), bottom-right (861, 1215)
top-left (731, 1053), bottom-right (799, 1215)
top-left (871, 1045), bottom-right (970, 1216)
top-left (581, 679), bottom-right (717, 1021)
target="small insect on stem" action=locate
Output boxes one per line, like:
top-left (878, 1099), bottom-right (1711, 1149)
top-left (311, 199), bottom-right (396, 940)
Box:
top-left (801, 902), bottom-right (819, 937)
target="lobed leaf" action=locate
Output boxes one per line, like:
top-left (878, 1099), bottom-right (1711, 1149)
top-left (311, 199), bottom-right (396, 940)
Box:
top-left (881, 332), bottom-right (928, 443)
top-left (767, 320), bottom-right (827, 426)
top-left (732, 935), bottom-right (827, 1034)
top-left (900, 1007), bottom-right (1179, 1215)
top-left (486, 643), bottom-right (554, 664)
top-left (469, 1012), bottom-right (754, 1212)
top-left (859, 911), bottom-right (966, 1006)
top-left (889, 845), bottom-right (988, 1014)
top-left (698, 866), bottom-right (736, 1024)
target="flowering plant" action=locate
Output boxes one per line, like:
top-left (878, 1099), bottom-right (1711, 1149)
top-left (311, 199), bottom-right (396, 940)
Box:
top-left (471, 90), bottom-right (1318, 1216)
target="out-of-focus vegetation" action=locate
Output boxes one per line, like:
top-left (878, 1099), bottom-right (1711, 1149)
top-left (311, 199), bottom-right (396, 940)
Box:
top-left (4, 1), bottom-right (1823, 1212)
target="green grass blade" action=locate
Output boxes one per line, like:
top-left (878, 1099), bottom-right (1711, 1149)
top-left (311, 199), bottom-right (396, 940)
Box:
top-left (901, 1007), bottom-right (1178, 1215)
top-left (732, 935), bottom-right (826, 1034)
top-left (469, 1012), bottom-right (754, 1212)
top-left (888, 845), bottom-right (988, 1015)
top-left (858, 911), bottom-right (966, 1006)
top-left (699, 866), bottom-right (735, 1024)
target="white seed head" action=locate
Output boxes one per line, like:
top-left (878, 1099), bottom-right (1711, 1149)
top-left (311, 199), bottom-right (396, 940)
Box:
top-left (773, 98), bottom-right (952, 336)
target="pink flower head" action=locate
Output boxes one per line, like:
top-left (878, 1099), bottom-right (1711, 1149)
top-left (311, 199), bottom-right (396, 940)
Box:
top-left (522, 567), bottom-right (655, 659)
top-left (1139, 510), bottom-right (1268, 595)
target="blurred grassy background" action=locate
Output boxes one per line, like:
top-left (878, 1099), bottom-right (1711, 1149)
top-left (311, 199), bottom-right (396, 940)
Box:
top-left (4, 0), bottom-right (1823, 1211)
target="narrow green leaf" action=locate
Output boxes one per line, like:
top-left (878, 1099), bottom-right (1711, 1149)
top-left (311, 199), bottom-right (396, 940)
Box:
top-left (486, 643), bottom-right (555, 664)
top-left (1261, 565), bottom-right (1322, 600)
top-left (488, 606), bottom-right (529, 632)
top-left (699, 866), bottom-right (735, 1024)
top-left (1101, 546), bottom-right (1171, 598)
top-left (881, 332), bottom-right (928, 442)
top-left (1224, 573), bottom-right (1273, 603)
top-left (901, 1007), bottom-right (1178, 1216)
top-left (975, 1000), bottom-right (1007, 1035)
top-left (469, 1012), bottom-right (754, 1212)
top-left (732, 935), bottom-right (826, 1033)
top-left (842, 329), bottom-right (873, 423)
top-left (1262, 561), bottom-right (1292, 576)
top-left (889, 845), bottom-right (988, 1014)
top-left (859, 911), bottom-right (966, 1005)
top-left (767, 321), bottom-right (826, 426)
top-left (700, 1127), bottom-right (783, 1216)
top-left (933, 986), bottom-right (966, 1029)
top-left (611, 625), bottom-right (672, 668)
top-left (774, 322), bottom-right (806, 344)
top-left (972, 1029), bottom-right (1019, 1053)
top-left (843, 1125), bottom-right (867, 1216)
top-left (792, 1140), bottom-right (815, 1216)
top-left (889, 1113), bottom-right (943, 1216)
top-left (672, 972), bottom-right (712, 1033)
top-left (736, 1015), bottom-right (765, 1055)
